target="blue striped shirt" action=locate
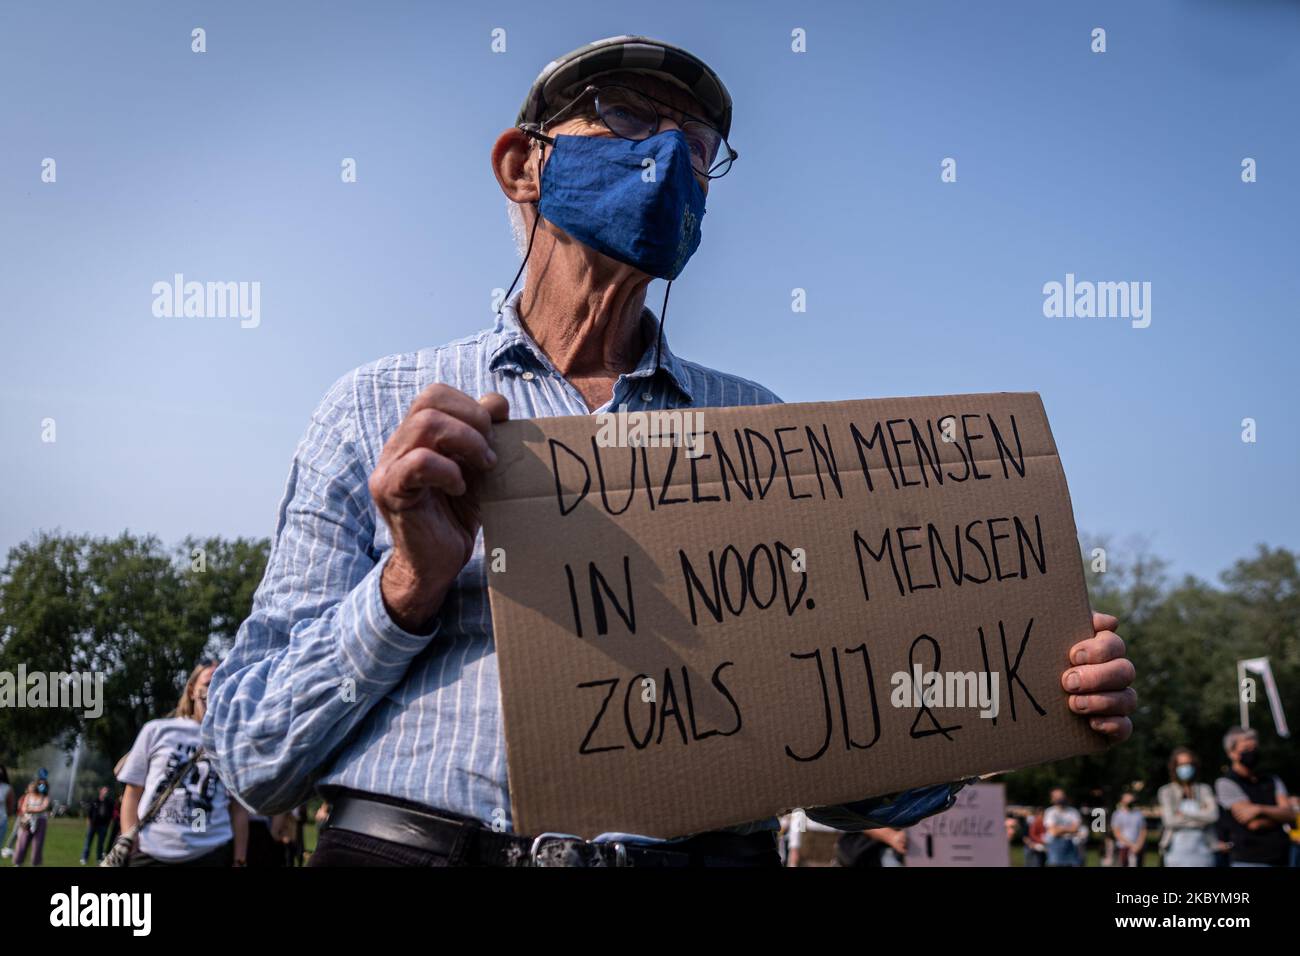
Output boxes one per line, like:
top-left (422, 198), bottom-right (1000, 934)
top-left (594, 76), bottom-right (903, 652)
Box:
top-left (202, 289), bottom-right (961, 837)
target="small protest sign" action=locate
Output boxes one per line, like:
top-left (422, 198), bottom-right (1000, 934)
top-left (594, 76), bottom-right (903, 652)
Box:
top-left (906, 781), bottom-right (1010, 866)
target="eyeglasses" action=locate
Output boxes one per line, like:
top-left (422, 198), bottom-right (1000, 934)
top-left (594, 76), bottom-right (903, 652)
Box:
top-left (537, 84), bottom-right (738, 180)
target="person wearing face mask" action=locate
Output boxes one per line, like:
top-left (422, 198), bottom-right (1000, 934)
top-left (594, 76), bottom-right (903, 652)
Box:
top-left (12, 779), bottom-right (52, 866)
top-left (1110, 791), bottom-right (1147, 867)
top-left (200, 35), bottom-right (1139, 867)
top-left (1157, 748), bottom-right (1218, 867)
top-left (1042, 788), bottom-right (1085, 866)
top-left (1214, 727), bottom-right (1294, 867)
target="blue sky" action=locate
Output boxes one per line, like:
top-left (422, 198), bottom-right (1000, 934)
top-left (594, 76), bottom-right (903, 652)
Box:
top-left (2, 0), bottom-right (1296, 584)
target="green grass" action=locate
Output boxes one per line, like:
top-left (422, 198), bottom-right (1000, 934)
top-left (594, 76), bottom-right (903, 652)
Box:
top-left (1010, 844), bottom-right (1108, 867)
top-left (7, 818), bottom-right (1127, 868)
top-left (1, 817), bottom-right (322, 868)
top-left (2, 817), bottom-right (97, 868)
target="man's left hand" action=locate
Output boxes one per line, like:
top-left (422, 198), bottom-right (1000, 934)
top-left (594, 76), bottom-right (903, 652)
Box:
top-left (1062, 612), bottom-right (1137, 742)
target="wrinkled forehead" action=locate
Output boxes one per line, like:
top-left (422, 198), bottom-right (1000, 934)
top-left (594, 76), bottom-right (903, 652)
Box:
top-left (563, 69), bottom-right (709, 123)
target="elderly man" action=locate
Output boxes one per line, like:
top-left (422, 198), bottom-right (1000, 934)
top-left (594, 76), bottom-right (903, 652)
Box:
top-left (203, 36), bottom-right (1136, 867)
top-left (1214, 726), bottom-right (1295, 867)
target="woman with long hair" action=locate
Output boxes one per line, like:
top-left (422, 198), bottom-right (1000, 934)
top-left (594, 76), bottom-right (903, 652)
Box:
top-left (1157, 746), bottom-right (1218, 867)
top-left (116, 660), bottom-right (248, 866)
top-left (13, 778), bottom-right (52, 865)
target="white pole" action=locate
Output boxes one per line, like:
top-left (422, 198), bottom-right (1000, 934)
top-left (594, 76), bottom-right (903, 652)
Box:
top-left (66, 735), bottom-right (83, 807)
top-left (1237, 661), bottom-right (1248, 730)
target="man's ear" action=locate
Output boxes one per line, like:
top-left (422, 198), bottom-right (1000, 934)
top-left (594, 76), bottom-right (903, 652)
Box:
top-left (492, 127), bottom-right (540, 204)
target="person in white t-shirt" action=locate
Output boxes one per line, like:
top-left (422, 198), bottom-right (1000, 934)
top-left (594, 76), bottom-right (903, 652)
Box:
top-left (118, 661), bottom-right (249, 866)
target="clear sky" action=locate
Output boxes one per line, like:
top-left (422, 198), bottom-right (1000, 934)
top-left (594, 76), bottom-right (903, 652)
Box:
top-left (2, 0), bottom-right (1296, 584)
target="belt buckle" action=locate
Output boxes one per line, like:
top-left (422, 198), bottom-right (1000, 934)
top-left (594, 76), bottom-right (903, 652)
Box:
top-left (529, 832), bottom-right (628, 868)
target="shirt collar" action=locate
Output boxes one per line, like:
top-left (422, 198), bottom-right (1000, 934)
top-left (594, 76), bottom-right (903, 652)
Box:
top-left (487, 289), bottom-right (694, 402)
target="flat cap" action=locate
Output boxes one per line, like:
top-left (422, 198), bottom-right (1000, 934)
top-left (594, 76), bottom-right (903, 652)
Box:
top-left (517, 35), bottom-right (733, 138)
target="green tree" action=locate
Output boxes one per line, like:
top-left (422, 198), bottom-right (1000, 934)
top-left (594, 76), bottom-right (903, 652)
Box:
top-left (0, 532), bottom-right (269, 766)
top-left (1004, 541), bottom-right (1299, 809)
top-left (0, 533), bottom-right (89, 762)
top-left (178, 535), bottom-right (270, 654)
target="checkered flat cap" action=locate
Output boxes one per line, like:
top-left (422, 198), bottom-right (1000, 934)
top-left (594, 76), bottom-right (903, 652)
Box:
top-left (517, 35), bottom-right (733, 138)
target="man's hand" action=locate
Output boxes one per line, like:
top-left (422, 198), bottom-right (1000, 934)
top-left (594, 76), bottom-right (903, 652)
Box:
top-left (369, 385), bottom-right (510, 633)
top-left (1063, 611), bottom-right (1137, 742)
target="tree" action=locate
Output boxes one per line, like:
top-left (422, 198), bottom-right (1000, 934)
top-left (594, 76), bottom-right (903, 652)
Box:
top-left (1003, 540), bottom-right (1299, 808)
top-left (0, 533), bottom-right (89, 761)
top-left (0, 532), bottom-right (268, 765)
top-left (179, 535), bottom-right (271, 654)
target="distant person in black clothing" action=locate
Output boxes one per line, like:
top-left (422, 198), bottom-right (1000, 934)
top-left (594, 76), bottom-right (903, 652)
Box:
top-left (1214, 726), bottom-right (1295, 867)
top-left (835, 827), bottom-right (907, 867)
top-left (1213, 806), bottom-right (1232, 867)
top-left (243, 810), bottom-right (287, 867)
top-left (108, 793), bottom-right (121, 846)
top-left (80, 785), bottom-right (115, 864)
top-left (290, 804), bottom-right (307, 867)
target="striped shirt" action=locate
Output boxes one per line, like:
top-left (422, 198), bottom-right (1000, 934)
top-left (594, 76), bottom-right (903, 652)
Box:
top-left (203, 289), bottom-right (961, 837)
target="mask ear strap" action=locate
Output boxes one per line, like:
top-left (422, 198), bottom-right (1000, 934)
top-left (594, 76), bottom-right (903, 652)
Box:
top-left (522, 125), bottom-right (556, 147)
top-left (652, 280), bottom-right (673, 379)
top-left (498, 139), bottom-right (547, 316)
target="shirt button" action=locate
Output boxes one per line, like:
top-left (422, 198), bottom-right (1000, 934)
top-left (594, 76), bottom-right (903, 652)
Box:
top-left (521, 371), bottom-right (535, 382)
top-left (641, 391), bottom-right (654, 402)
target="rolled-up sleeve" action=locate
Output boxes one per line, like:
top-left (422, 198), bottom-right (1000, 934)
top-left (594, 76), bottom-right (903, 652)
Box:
top-left (201, 373), bottom-right (437, 814)
top-left (805, 781), bottom-right (969, 831)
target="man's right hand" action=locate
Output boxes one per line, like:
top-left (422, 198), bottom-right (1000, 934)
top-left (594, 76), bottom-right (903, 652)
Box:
top-left (369, 384), bottom-right (510, 633)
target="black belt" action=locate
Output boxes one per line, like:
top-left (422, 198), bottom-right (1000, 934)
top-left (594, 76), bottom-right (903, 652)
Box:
top-left (320, 791), bottom-right (778, 867)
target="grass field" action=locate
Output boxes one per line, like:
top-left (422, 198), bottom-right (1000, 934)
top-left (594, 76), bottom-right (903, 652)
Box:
top-left (0, 817), bottom-right (322, 868)
top-left (4, 817), bottom-right (1128, 867)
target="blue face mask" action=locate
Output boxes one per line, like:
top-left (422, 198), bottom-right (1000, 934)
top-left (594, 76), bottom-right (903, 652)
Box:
top-left (1175, 764), bottom-right (1196, 782)
top-left (536, 130), bottom-right (706, 280)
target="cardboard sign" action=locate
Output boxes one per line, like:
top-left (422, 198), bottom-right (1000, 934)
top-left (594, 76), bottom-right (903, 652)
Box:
top-left (906, 782), bottom-right (1010, 866)
top-left (480, 393), bottom-right (1105, 839)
